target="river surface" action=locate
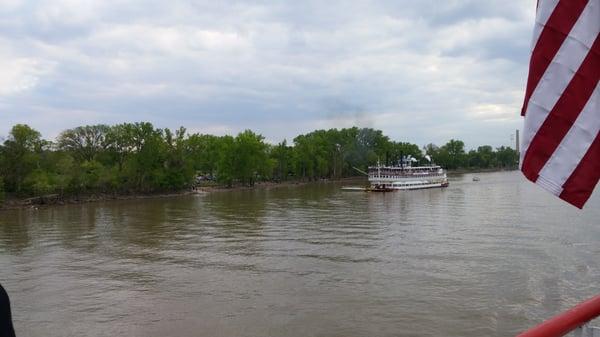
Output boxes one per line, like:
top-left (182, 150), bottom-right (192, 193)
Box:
top-left (1, 171), bottom-right (599, 337)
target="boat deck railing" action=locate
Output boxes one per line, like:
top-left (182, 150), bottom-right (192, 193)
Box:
top-left (516, 294), bottom-right (600, 337)
top-left (368, 173), bottom-right (446, 179)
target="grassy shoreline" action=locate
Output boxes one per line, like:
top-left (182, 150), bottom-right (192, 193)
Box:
top-left (0, 169), bottom-right (516, 210)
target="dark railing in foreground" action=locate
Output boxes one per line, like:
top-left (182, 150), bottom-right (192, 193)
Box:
top-left (517, 294), bottom-right (600, 337)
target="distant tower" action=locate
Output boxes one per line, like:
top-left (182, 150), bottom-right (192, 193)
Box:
top-left (515, 129), bottom-right (520, 155)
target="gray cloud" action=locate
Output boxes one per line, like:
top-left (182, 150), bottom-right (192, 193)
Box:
top-left (0, 0), bottom-right (533, 149)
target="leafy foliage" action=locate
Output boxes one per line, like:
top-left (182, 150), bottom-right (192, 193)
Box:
top-left (57, 125), bottom-right (110, 161)
top-left (426, 141), bottom-right (518, 170)
top-left (0, 124), bottom-right (44, 195)
top-left (0, 123), bottom-right (519, 198)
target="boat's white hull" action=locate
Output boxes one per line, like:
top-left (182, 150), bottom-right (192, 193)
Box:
top-left (366, 162), bottom-right (449, 192)
top-left (342, 181), bottom-right (448, 192)
top-left (369, 177), bottom-right (449, 191)
top-left (388, 182), bottom-right (447, 190)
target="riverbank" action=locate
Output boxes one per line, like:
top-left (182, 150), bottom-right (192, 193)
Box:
top-left (0, 169), bottom-right (517, 210)
top-left (196, 178), bottom-right (347, 193)
top-left (447, 167), bottom-right (517, 175)
top-left (0, 178), bottom-right (360, 210)
top-left (0, 191), bottom-right (199, 210)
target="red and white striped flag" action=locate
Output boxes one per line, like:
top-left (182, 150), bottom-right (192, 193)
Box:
top-left (521, 0), bottom-right (599, 208)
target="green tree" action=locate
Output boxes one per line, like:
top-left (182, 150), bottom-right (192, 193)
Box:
top-left (215, 136), bottom-right (236, 186)
top-left (293, 133), bottom-right (325, 179)
top-left (466, 149), bottom-right (481, 168)
top-left (105, 123), bottom-right (136, 172)
top-left (123, 122), bottom-right (167, 192)
top-left (24, 169), bottom-right (53, 196)
top-left (440, 139), bottom-right (465, 169)
top-left (234, 130), bottom-right (270, 185)
top-left (57, 125), bottom-right (110, 161)
top-left (466, 145), bottom-right (494, 169)
top-left (1, 124), bottom-right (43, 194)
top-left (54, 153), bottom-right (77, 195)
top-left (388, 141), bottom-right (422, 165)
top-left (162, 127), bottom-right (195, 190)
top-left (495, 146), bottom-right (519, 168)
top-left (186, 133), bottom-right (221, 176)
top-left (346, 128), bottom-right (389, 170)
top-left (477, 145), bottom-right (495, 168)
top-left (423, 143), bottom-right (439, 156)
top-left (270, 140), bottom-right (294, 181)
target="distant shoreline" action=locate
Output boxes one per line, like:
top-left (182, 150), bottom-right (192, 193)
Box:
top-left (447, 167), bottom-right (517, 175)
top-left (0, 169), bottom-right (516, 211)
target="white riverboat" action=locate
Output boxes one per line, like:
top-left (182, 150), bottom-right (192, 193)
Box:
top-left (368, 156), bottom-right (448, 191)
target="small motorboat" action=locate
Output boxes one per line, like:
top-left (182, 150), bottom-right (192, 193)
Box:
top-left (472, 176), bottom-right (480, 182)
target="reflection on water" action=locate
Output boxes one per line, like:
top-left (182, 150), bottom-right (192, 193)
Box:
top-left (1, 171), bottom-right (599, 337)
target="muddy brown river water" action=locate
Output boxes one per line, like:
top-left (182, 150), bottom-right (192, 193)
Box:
top-left (1, 171), bottom-right (599, 336)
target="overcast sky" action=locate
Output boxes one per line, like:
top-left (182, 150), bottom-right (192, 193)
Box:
top-left (0, 0), bottom-right (534, 149)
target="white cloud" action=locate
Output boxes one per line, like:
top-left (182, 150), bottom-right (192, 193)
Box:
top-left (0, 0), bottom-right (535, 149)
top-left (88, 24), bottom-right (251, 56)
top-left (0, 0), bottom-right (23, 12)
top-left (0, 47), bottom-right (54, 96)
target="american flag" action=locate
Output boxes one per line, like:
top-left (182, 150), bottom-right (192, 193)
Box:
top-left (521, 0), bottom-right (599, 209)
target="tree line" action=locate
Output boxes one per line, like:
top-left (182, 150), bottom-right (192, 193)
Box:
top-left (0, 123), bottom-right (518, 201)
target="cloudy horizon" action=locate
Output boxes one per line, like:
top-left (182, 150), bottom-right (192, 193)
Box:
top-left (0, 1), bottom-right (533, 150)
